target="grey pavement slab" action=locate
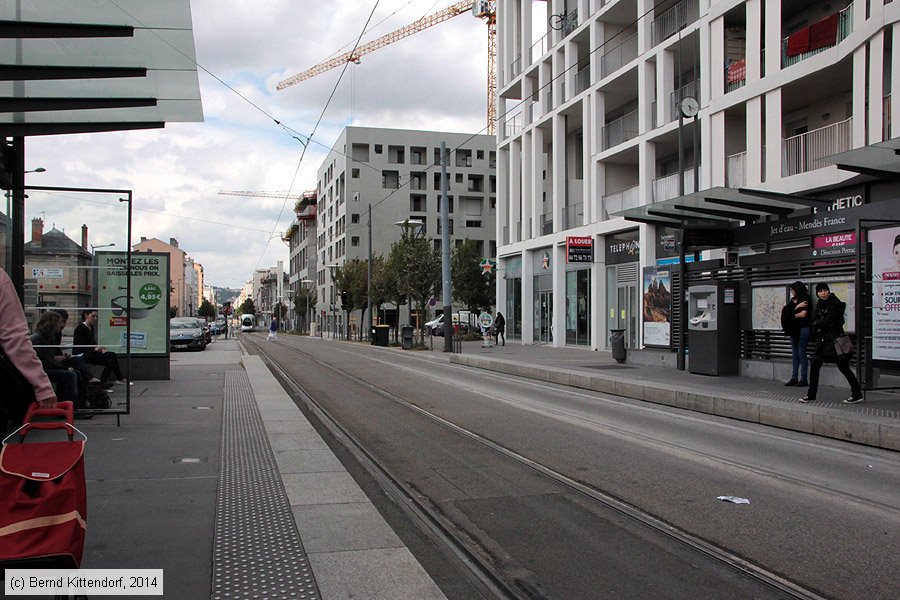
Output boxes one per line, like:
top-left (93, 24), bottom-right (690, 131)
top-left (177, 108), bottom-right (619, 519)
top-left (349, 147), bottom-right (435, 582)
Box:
top-left (291, 502), bottom-right (404, 553)
top-left (308, 547), bottom-right (447, 600)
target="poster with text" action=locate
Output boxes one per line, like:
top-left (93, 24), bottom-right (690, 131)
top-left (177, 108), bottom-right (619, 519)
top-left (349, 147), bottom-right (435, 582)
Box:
top-left (871, 225), bottom-right (900, 362)
top-left (642, 266), bottom-right (672, 347)
top-left (96, 252), bottom-right (169, 355)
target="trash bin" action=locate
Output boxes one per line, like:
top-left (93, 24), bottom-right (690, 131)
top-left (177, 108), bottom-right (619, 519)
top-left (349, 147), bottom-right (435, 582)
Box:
top-left (373, 325), bottom-right (389, 347)
top-left (610, 329), bottom-right (626, 363)
top-left (400, 325), bottom-right (414, 350)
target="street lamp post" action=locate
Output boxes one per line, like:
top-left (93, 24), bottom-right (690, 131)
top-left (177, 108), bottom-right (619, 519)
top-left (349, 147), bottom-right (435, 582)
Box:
top-left (90, 242), bottom-right (116, 252)
top-left (9, 163), bottom-right (46, 301)
top-left (325, 264), bottom-right (337, 340)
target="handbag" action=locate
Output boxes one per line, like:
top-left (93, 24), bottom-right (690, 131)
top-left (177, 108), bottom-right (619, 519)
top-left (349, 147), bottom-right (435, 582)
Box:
top-left (833, 334), bottom-right (854, 357)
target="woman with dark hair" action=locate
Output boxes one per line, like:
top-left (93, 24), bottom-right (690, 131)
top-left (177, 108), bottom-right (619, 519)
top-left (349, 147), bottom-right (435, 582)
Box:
top-left (781, 281), bottom-right (812, 386)
top-left (30, 310), bottom-right (79, 405)
top-left (801, 283), bottom-right (863, 404)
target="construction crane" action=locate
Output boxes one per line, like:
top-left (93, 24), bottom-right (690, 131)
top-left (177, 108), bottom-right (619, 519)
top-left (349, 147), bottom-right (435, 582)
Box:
top-left (277, 1), bottom-right (497, 134)
top-left (217, 190), bottom-right (304, 200)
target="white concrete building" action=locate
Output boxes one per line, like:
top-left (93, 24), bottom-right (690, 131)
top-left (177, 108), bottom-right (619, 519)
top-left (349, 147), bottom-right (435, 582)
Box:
top-left (316, 126), bottom-right (497, 337)
top-left (495, 0), bottom-right (899, 354)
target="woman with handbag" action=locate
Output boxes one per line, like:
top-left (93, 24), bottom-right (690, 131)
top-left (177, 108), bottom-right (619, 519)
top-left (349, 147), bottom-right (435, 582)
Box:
top-left (0, 268), bottom-right (57, 429)
top-left (801, 282), bottom-right (863, 404)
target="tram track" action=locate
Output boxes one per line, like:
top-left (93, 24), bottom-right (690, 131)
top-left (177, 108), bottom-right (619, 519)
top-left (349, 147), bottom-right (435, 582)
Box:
top-left (244, 336), bottom-right (830, 600)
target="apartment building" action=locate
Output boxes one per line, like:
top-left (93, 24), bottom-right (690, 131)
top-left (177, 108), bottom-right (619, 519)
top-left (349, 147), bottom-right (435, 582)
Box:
top-left (315, 126), bottom-right (497, 336)
top-left (133, 237), bottom-right (191, 316)
top-left (495, 0), bottom-right (900, 361)
top-left (284, 190), bottom-right (318, 330)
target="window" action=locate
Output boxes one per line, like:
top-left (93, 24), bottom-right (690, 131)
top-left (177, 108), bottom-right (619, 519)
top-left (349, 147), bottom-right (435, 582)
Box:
top-left (411, 146), bottom-right (426, 165)
top-left (382, 170), bottom-right (400, 189)
top-left (388, 145), bottom-right (405, 164)
top-left (351, 143), bottom-right (369, 162)
top-left (455, 173), bottom-right (463, 183)
top-left (351, 168), bottom-right (360, 178)
top-left (465, 220), bottom-right (482, 228)
top-left (477, 150), bottom-right (484, 160)
top-left (464, 197), bottom-right (482, 215)
top-left (351, 236), bottom-right (360, 247)
top-left (489, 151), bottom-right (496, 168)
top-left (351, 213), bottom-right (360, 224)
top-left (374, 144), bottom-right (383, 154)
top-left (410, 195), bottom-right (426, 212)
top-left (437, 218), bottom-right (454, 235)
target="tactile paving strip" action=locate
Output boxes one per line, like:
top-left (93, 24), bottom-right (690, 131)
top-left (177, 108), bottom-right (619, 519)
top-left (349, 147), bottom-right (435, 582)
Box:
top-left (211, 370), bottom-right (320, 600)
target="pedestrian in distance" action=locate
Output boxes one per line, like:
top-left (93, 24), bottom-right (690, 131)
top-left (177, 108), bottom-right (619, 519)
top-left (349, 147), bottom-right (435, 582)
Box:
top-left (801, 282), bottom-right (863, 404)
top-left (781, 281), bottom-right (811, 387)
top-left (0, 268), bottom-right (57, 428)
top-left (267, 317), bottom-right (278, 342)
top-left (494, 312), bottom-right (506, 346)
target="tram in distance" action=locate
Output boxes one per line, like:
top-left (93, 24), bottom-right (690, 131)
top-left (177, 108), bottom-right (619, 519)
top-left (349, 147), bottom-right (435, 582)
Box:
top-left (241, 314), bottom-right (255, 332)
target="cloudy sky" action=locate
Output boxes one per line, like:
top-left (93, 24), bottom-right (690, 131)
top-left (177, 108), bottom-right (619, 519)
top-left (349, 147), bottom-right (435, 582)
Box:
top-left (25, 0), bottom-right (494, 293)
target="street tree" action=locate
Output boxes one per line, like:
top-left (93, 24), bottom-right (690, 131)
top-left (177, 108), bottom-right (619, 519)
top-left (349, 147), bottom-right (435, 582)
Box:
top-left (293, 286), bottom-right (317, 333)
top-left (334, 259), bottom-right (369, 340)
top-left (386, 228), bottom-right (440, 344)
top-left (239, 298), bottom-right (256, 316)
top-left (452, 239), bottom-right (495, 316)
top-left (198, 299), bottom-right (216, 320)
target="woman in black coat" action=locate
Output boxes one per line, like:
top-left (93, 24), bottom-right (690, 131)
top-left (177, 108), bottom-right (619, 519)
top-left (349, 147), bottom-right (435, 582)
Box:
top-left (801, 283), bottom-right (862, 404)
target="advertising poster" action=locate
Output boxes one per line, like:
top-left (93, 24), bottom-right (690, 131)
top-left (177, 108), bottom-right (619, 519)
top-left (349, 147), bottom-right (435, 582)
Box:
top-left (871, 225), bottom-right (900, 362)
top-left (642, 266), bottom-right (672, 347)
top-left (96, 252), bottom-right (169, 355)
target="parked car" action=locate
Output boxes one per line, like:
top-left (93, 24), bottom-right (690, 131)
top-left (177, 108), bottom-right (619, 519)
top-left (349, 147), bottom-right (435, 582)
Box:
top-left (433, 320), bottom-right (470, 337)
top-left (170, 317), bottom-right (207, 351)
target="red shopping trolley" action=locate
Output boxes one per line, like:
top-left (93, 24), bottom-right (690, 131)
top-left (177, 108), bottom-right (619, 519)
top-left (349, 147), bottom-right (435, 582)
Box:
top-left (0, 401), bottom-right (87, 569)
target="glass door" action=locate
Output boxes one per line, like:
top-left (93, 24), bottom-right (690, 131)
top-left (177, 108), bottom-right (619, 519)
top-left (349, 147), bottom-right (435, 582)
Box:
top-left (539, 290), bottom-right (553, 343)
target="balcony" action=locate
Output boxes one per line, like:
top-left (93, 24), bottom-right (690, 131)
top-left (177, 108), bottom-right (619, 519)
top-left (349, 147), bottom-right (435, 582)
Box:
top-left (725, 152), bottom-right (746, 189)
top-left (725, 59), bottom-right (746, 93)
top-left (574, 66), bottom-right (590, 95)
top-left (782, 4), bottom-right (853, 68)
top-left (782, 117), bottom-right (852, 177)
top-left (669, 79), bottom-right (699, 121)
top-left (651, 0), bottom-right (699, 46)
top-left (600, 32), bottom-right (638, 79)
top-left (541, 212), bottom-right (554, 235)
top-left (504, 112), bottom-right (524, 138)
top-left (602, 109), bottom-right (639, 151)
top-left (652, 168), bottom-right (697, 203)
top-left (563, 202), bottom-right (583, 229)
top-left (603, 185), bottom-right (641, 215)
top-left (529, 32), bottom-right (550, 63)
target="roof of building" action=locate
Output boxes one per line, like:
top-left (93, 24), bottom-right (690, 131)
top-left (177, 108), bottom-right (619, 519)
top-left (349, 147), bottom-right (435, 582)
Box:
top-left (25, 227), bottom-right (90, 258)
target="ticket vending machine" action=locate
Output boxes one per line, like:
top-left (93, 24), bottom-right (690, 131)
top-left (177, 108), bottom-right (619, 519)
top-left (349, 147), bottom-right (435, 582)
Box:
top-left (687, 283), bottom-right (740, 376)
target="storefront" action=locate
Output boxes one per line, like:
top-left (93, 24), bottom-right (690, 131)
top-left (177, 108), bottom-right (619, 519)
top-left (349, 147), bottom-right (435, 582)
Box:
top-left (565, 236), bottom-right (592, 346)
top-left (532, 248), bottom-right (553, 343)
top-left (604, 230), bottom-right (640, 349)
top-left (503, 256), bottom-right (522, 340)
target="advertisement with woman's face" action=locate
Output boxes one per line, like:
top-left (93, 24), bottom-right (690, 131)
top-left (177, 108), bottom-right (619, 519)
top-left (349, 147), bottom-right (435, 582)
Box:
top-left (871, 226), bottom-right (900, 362)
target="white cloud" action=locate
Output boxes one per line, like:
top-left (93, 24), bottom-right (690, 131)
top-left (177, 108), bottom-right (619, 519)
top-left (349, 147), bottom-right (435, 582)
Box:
top-left (25, 0), bottom-right (489, 291)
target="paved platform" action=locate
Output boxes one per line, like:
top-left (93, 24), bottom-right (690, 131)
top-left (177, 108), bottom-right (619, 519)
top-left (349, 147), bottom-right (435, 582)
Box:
top-left (2, 337), bottom-right (445, 600)
top-left (438, 339), bottom-right (900, 451)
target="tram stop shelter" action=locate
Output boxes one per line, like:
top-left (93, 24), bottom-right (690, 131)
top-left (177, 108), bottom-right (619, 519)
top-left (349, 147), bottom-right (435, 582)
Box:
top-left (616, 142), bottom-right (900, 396)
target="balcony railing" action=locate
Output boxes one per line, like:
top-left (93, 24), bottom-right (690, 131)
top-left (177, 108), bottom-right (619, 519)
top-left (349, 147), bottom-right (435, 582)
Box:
top-left (504, 112), bottom-right (524, 138)
top-left (563, 202), bottom-right (583, 229)
top-left (529, 33), bottom-right (550, 63)
top-left (782, 117), bottom-right (852, 177)
top-left (574, 66), bottom-right (590, 95)
top-left (884, 94), bottom-right (892, 140)
top-left (510, 54), bottom-right (522, 78)
top-left (725, 151), bottom-right (747, 189)
top-left (652, 168), bottom-right (697, 203)
top-left (603, 185), bottom-right (641, 215)
top-left (651, 0), bottom-right (699, 46)
top-left (600, 32), bottom-right (638, 79)
top-left (602, 109), bottom-right (639, 151)
top-left (541, 212), bottom-right (554, 235)
top-left (782, 4), bottom-right (853, 68)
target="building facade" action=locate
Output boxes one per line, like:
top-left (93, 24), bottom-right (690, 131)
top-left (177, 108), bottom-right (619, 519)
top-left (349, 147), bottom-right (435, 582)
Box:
top-left (284, 190), bottom-right (318, 331)
top-left (133, 237), bottom-right (188, 316)
top-left (495, 0), bottom-right (899, 354)
top-left (315, 126), bottom-right (497, 336)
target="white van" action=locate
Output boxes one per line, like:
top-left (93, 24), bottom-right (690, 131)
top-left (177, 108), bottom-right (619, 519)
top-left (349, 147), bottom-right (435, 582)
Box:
top-left (241, 314), bottom-right (255, 332)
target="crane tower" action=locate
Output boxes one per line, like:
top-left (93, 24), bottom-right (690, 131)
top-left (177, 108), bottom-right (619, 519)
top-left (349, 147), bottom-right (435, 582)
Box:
top-left (277, 1), bottom-right (497, 134)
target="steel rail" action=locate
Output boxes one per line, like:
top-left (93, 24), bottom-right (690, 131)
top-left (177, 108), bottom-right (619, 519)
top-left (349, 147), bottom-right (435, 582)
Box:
top-left (246, 336), bottom-right (829, 600)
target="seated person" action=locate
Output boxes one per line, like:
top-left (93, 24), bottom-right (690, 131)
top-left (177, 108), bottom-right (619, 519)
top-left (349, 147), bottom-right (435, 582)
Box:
top-left (73, 309), bottom-right (128, 385)
top-left (31, 310), bottom-right (80, 406)
top-left (51, 308), bottom-right (108, 388)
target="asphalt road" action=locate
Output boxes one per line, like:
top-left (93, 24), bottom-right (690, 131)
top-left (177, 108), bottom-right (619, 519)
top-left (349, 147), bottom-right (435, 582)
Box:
top-left (246, 333), bottom-right (900, 600)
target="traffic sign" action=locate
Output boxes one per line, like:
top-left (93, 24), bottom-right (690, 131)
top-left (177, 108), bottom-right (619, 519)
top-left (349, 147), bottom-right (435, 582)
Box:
top-left (479, 312), bottom-right (494, 329)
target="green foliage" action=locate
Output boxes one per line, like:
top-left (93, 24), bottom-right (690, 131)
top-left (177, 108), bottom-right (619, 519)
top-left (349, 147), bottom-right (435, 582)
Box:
top-left (452, 239), bottom-right (495, 313)
top-left (239, 298), bottom-right (256, 316)
top-left (385, 228), bottom-right (440, 341)
top-left (273, 302), bottom-right (287, 320)
top-left (198, 299), bottom-right (216, 319)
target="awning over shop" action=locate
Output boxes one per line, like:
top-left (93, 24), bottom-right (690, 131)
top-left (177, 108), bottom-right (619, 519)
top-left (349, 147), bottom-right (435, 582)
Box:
top-left (614, 186), bottom-right (832, 229)
top-left (821, 137), bottom-right (900, 180)
top-left (0, 0), bottom-right (203, 137)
